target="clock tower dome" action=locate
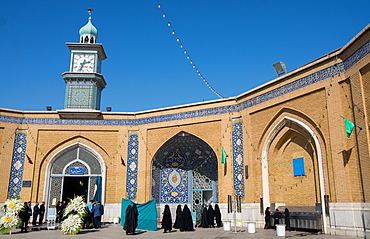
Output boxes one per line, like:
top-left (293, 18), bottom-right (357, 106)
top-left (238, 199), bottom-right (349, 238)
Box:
top-left (59, 9), bottom-right (107, 118)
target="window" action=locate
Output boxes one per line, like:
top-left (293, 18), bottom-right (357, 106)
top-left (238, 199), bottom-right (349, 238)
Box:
top-left (292, 158), bottom-right (305, 176)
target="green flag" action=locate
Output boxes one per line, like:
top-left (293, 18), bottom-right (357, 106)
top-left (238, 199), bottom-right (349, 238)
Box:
top-left (341, 116), bottom-right (355, 138)
top-left (221, 147), bottom-right (227, 164)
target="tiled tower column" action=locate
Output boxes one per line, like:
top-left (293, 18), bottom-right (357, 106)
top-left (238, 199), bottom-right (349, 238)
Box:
top-left (126, 131), bottom-right (139, 200)
top-left (7, 130), bottom-right (27, 198)
top-left (232, 119), bottom-right (245, 198)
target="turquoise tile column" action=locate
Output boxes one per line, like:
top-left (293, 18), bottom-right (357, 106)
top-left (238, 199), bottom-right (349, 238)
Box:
top-left (8, 130), bottom-right (27, 198)
top-left (232, 120), bottom-right (245, 198)
top-left (126, 131), bottom-right (139, 200)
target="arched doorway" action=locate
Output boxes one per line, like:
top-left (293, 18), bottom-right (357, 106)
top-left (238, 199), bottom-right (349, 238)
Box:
top-left (261, 115), bottom-right (327, 232)
top-left (47, 145), bottom-right (103, 209)
top-left (151, 131), bottom-right (218, 218)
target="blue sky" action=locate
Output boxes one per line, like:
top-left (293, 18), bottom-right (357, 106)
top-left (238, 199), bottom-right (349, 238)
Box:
top-left (1, 0), bottom-right (369, 112)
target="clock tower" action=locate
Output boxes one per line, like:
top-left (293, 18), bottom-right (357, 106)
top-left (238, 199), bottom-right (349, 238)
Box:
top-left (60, 9), bottom-right (107, 117)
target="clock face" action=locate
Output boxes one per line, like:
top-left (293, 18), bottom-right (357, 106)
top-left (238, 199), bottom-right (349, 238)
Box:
top-left (73, 53), bottom-right (95, 72)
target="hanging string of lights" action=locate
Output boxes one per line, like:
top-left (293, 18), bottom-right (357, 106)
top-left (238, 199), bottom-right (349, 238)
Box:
top-left (156, 0), bottom-right (225, 99)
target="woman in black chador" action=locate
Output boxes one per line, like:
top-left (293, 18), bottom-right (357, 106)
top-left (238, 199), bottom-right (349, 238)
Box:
top-left (264, 207), bottom-right (271, 229)
top-left (285, 208), bottom-right (291, 231)
top-left (173, 205), bottom-right (182, 229)
top-left (207, 205), bottom-right (215, 228)
top-left (180, 205), bottom-right (195, 232)
top-left (123, 204), bottom-right (139, 235)
top-left (200, 206), bottom-right (208, 228)
top-left (162, 205), bottom-right (172, 233)
top-left (214, 204), bottom-right (222, 227)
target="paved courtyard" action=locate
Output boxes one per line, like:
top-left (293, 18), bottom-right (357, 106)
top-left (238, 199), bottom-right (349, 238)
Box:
top-left (1, 223), bottom-right (359, 239)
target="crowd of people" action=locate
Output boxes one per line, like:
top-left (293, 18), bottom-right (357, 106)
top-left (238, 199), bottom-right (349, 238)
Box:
top-left (17, 199), bottom-right (105, 233)
top-left (18, 201), bottom-right (45, 233)
top-left (157, 204), bottom-right (223, 234)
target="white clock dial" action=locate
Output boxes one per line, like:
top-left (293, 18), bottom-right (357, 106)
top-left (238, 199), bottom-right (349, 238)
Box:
top-left (73, 54), bottom-right (95, 72)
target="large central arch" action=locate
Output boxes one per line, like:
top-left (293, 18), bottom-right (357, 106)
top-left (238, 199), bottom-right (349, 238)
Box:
top-left (151, 131), bottom-right (218, 212)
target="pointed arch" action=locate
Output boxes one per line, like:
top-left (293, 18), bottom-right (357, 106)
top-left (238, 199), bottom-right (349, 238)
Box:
top-left (151, 131), bottom-right (218, 206)
top-left (261, 114), bottom-right (327, 233)
top-left (43, 141), bottom-right (107, 210)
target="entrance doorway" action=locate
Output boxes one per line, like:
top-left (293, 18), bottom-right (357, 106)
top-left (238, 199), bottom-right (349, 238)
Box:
top-left (62, 176), bottom-right (89, 203)
top-left (48, 145), bottom-right (102, 213)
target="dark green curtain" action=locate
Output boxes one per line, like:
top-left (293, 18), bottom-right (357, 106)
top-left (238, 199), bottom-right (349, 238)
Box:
top-left (120, 198), bottom-right (158, 231)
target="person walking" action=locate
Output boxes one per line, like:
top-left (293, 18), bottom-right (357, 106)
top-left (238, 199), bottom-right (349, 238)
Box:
top-left (161, 205), bottom-right (172, 233)
top-left (39, 201), bottom-right (45, 225)
top-left (173, 205), bottom-right (182, 229)
top-left (123, 204), bottom-right (138, 235)
top-left (32, 202), bottom-right (40, 226)
top-left (214, 204), bottom-right (222, 227)
top-left (180, 205), bottom-right (195, 232)
top-left (207, 205), bottom-right (215, 228)
top-left (200, 206), bottom-right (208, 228)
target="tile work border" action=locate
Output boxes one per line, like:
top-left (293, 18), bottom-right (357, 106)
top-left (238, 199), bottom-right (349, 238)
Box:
top-left (126, 133), bottom-right (139, 200)
top-left (232, 121), bottom-right (245, 198)
top-left (1, 40), bottom-right (369, 127)
top-left (7, 132), bottom-right (27, 198)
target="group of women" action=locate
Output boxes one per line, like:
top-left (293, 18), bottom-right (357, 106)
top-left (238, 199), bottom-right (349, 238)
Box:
top-left (123, 203), bottom-right (223, 235)
top-left (162, 204), bottom-right (222, 233)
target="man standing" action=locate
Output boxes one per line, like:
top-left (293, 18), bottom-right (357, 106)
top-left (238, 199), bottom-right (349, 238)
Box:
top-left (92, 201), bottom-right (104, 229)
top-left (20, 202), bottom-right (32, 232)
top-left (32, 202), bottom-right (40, 226)
top-left (39, 201), bottom-right (45, 225)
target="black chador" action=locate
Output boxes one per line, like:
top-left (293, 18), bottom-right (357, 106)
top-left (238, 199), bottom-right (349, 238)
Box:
top-left (214, 204), bottom-right (222, 227)
top-left (200, 207), bottom-right (208, 228)
top-left (285, 208), bottom-right (291, 231)
top-left (173, 205), bottom-right (182, 229)
top-left (162, 205), bottom-right (172, 233)
top-left (180, 205), bottom-right (195, 232)
top-left (123, 204), bottom-right (138, 235)
top-left (207, 205), bottom-right (215, 228)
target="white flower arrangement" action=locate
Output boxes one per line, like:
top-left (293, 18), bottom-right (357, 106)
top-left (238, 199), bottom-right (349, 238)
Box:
top-left (0, 198), bottom-right (23, 234)
top-left (63, 196), bottom-right (86, 217)
top-left (60, 214), bottom-right (83, 234)
top-left (60, 195), bottom-right (87, 235)
top-left (2, 198), bottom-right (23, 214)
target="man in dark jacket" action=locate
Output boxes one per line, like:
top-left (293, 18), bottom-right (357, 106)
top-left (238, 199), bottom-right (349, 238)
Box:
top-left (20, 202), bottom-right (32, 232)
top-left (92, 201), bottom-right (104, 228)
top-left (39, 201), bottom-right (45, 225)
top-left (32, 202), bottom-right (40, 225)
top-left (273, 208), bottom-right (282, 230)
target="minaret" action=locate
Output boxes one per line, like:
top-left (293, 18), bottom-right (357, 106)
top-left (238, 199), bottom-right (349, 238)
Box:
top-left (59, 9), bottom-right (107, 119)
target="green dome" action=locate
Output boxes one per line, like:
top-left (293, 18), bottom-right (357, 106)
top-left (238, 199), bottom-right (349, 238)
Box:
top-left (79, 17), bottom-right (98, 37)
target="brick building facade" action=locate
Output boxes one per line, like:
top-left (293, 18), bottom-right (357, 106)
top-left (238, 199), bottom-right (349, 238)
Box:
top-left (0, 15), bottom-right (369, 237)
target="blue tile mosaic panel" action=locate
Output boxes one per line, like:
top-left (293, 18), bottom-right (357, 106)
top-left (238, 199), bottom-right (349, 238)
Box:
top-left (151, 132), bottom-right (218, 204)
top-left (160, 168), bottom-right (188, 203)
top-left (232, 121), bottom-right (245, 198)
top-left (8, 132), bottom-right (27, 198)
top-left (126, 133), bottom-right (139, 200)
top-left (1, 40), bottom-right (369, 127)
top-left (64, 81), bottom-right (98, 109)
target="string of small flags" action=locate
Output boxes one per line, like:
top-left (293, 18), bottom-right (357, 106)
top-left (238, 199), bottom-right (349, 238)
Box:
top-left (156, 0), bottom-right (224, 99)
